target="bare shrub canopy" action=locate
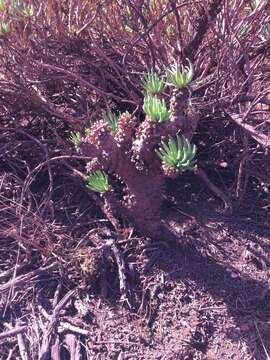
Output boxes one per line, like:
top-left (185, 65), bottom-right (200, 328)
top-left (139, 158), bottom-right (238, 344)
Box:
top-left (0, 1), bottom-right (269, 131)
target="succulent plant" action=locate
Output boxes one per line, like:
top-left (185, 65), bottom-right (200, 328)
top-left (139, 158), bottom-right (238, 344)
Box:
top-left (250, 0), bottom-right (261, 10)
top-left (143, 95), bottom-right (171, 122)
top-left (0, 0), bottom-right (6, 12)
top-left (11, 1), bottom-right (34, 21)
top-left (142, 71), bottom-right (165, 95)
top-left (103, 110), bottom-right (120, 132)
top-left (167, 60), bottom-right (193, 89)
top-left (85, 127), bottom-right (91, 136)
top-left (86, 171), bottom-right (109, 193)
top-left (70, 131), bottom-right (82, 147)
top-left (0, 22), bottom-right (10, 36)
top-left (21, 6), bottom-right (34, 18)
top-left (155, 135), bottom-right (197, 171)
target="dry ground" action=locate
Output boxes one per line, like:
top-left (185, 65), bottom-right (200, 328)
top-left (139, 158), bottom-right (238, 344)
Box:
top-left (0, 176), bottom-right (269, 360)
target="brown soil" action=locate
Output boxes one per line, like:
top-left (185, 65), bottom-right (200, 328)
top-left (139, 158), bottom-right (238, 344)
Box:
top-left (0, 181), bottom-right (270, 360)
top-left (71, 219), bottom-right (270, 360)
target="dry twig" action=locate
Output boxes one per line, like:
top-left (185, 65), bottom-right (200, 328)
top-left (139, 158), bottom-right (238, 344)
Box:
top-left (38, 289), bottom-right (77, 360)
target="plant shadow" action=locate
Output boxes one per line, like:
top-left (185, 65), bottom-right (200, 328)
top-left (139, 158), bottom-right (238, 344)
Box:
top-left (141, 214), bottom-right (270, 359)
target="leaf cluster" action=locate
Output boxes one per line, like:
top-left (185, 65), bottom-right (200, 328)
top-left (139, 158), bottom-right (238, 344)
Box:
top-left (86, 171), bottom-right (109, 193)
top-left (142, 71), bottom-right (165, 95)
top-left (156, 135), bottom-right (197, 171)
top-left (103, 110), bottom-right (120, 132)
top-left (166, 61), bottom-right (193, 89)
top-left (143, 95), bottom-right (171, 122)
top-left (70, 131), bottom-right (82, 147)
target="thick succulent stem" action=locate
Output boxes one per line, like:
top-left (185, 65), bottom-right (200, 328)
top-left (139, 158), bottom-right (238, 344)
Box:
top-left (102, 191), bottom-right (125, 231)
top-left (122, 169), bottom-right (165, 239)
top-left (170, 88), bottom-right (199, 140)
top-left (79, 102), bottom-right (199, 240)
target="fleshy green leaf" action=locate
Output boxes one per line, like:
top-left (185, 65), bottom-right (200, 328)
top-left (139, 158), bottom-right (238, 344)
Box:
top-left (166, 60), bottom-right (193, 89)
top-left (0, 22), bottom-right (10, 36)
top-left (155, 135), bottom-right (197, 171)
top-left (142, 71), bottom-right (165, 95)
top-left (0, 0), bottom-right (6, 12)
top-left (70, 131), bottom-right (81, 147)
top-left (86, 171), bottom-right (109, 193)
top-left (143, 95), bottom-right (171, 122)
top-left (103, 110), bottom-right (120, 132)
